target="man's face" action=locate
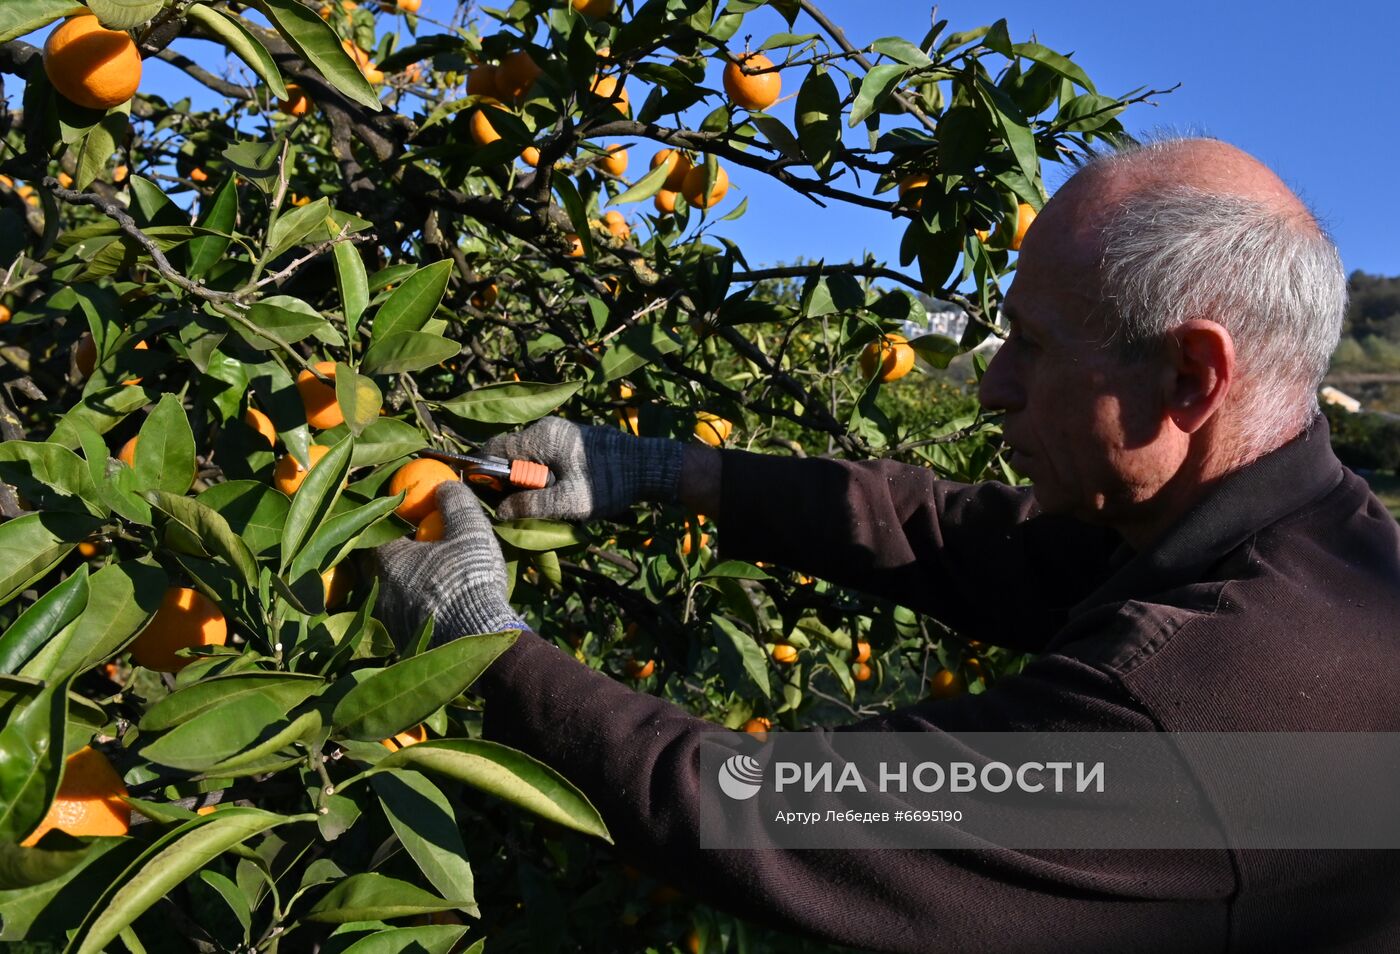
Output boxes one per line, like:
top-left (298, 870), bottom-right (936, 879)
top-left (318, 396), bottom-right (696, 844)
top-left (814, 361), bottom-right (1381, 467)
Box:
top-left (977, 193), bottom-right (1169, 523)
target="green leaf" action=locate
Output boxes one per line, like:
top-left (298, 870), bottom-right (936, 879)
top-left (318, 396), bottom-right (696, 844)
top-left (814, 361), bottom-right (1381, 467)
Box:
top-left (19, 560), bottom-right (167, 682)
top-left (126, 177), bottom-right (184, 230)
top-left (200, 870), bottom-right (251, 936)
top-left (699, 561), bottom-right (771, 582)
top-left (72, 810), bottom-right (293, 954)
top-left (222, 141), bottom-right (282, 195)
top-left (1053, 92), bottom-right (1127, 133)
top-left (147, 491), bottom-right (260, 592)
top-left (335, 363), bottom-right (381, 437)
top-left (712, 617), bottom-right (770, 697)
top-left (0, 513), bottom-right (97, 608)
top-left (908, 333), bottom-right (961, 370)
top-left (872, 36), bottom-right (932, 67)
top-left (377, 740), bottom-right (610, 842)
top-left (0, 674), bottom-right (68, 845)
top-left (76, 108), bottom-right (129, 193)
top-left (795, 68), bottom-right (842, 175)
top-left (85, 0), bottom-right (163, 30)
top-left (253, 0), bottom-right (382, 111)
top-left (198, 708), bottom-right (321, 778)
top-left (606, 158), bottom-right (672, 207)
top-left (1012, 41), bottom-right (1095, 92)
top-left (338, 925), bottom-right (472, 954)
top-left (306, 873), bottom-right (467, 924)
top-left (373, 771), bottom-right (478, 914)
top-left (0, 0), bottom-right (83, 44)
top-left (186, 5), bottom-right (288, 100)
top-left (332, 632), bottom-right (517, 741)
top-left (434, 381), bottom-right (582, 425)
top-left (976, 77), bottom-right (1039, 190)
top-left (849, 64), bottom-right (910, 127)
top-left (369, 260), bottom-right (453, 343)
top-left (595, 323), bottom-right (682, 382)
top-left (280, 434), bottom-right (354, 571)
top-left (333, 242), bottom-right (370, 341)
top-left (265, 198), bottom-right (333, 262)
top-left (345, 418), bottom-right (426, 468)
top-left (73, 419), bottom-right (150, 524)
top-left (196, 481), bottom-right (289, 557)
top-left (0, 569), bottom-right (89, 675)
top-left (361, 332), bottom-right (460, 375)
top-left (0, 441), bottom-right (99, 513)
top-left (237, 295), bottom-right (336, 350)
top-left (142, 672), bottom-right (323, 732)
top-left (49, 386), bottom-right (152, 449)
top-left (492, 519), bottom-right (583, 552)
top-left (284, 494), bottom-right (401, 612)
top-left (139, 692), bottom-right (289, 771)
top-left (133, 394), bottom-right (197, 495)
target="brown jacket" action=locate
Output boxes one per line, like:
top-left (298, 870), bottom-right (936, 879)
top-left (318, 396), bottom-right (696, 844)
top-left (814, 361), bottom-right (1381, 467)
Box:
top-left (478, 417), bottom-right (1400, 952)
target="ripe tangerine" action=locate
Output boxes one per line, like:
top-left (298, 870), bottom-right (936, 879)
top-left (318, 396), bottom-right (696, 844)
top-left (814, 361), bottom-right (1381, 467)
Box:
top-left (243, 407), bottom-right (277, 447)
top-left (681, 164), bottom-right (729, 209)
top-left (296, 360), bottom-right (343, 429)
top-left (387, 458), bottom-right (459, 524)
top-left (20, 745), bottom-right (130, 846)
top-left (273, 444), bottom-right (331, 495)
top-left (497, 51), bottom-right (541, 100)
top-left (129, 586), bottom-right (227, 672)
top-left (381, 723), bottom-right (428, 751)
top-left (859, 333), bottom-right (915, 383)
top-left (723, 53), bottom-right (781, 111)
top-left (650, 149), bottom-right (692, 191)
top-left (694, 412), bottom-right (733, 447)
top-left (929, 668), bottom-right (965, 699)
top-left (43, 15), bottom-right (142, 111)
top-left (1010, 202), bottom-right (1038, 251)
top-left (599, 144), bottom-right (628, 176)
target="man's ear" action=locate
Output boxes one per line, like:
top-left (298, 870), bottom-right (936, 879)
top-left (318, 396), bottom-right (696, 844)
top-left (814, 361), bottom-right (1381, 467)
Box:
top-left (1163, 319), bottom-right (1235, 434)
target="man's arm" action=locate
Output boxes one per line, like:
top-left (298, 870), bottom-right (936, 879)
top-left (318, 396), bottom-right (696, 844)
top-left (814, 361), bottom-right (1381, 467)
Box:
top-left (475, 630), bottom-right (1235, 954)
top-left (710, 448), bottom-right (1123, 652)
top-left (677, 443), bottom-right (722, 517)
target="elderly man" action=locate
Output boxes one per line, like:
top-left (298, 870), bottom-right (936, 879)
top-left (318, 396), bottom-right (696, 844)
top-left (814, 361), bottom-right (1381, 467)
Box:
top-left (376, 139), bottom-right (1400, 952)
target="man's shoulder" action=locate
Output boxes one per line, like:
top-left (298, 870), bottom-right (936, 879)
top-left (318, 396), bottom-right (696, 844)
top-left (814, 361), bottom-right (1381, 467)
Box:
top-left (1049, 467), bottom-right (1400, 730)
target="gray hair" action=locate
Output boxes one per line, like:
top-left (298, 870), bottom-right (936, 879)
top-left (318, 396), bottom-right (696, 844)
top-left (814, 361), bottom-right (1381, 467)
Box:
top-left (1081, 144), bottom-right (1347, 462)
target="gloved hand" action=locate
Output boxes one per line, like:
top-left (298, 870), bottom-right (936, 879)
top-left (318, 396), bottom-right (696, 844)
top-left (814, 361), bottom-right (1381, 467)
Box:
top-left (481, 416), bottom-right (684, 521)
top-left (374, 481), bottom-right (525, 646)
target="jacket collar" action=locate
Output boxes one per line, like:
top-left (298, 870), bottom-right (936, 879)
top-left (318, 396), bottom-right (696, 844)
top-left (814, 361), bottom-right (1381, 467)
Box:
top-left (1071, 414), bottom-right (1345, 613)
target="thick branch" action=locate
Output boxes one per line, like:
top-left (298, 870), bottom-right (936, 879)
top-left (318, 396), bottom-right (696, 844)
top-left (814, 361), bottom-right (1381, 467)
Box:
top-left (154, 49), bottom-right (254, 100)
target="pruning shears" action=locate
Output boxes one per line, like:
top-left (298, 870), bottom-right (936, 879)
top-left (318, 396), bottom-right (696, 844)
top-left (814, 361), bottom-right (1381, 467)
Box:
top-left (417, 448), bottom-right (554, 493)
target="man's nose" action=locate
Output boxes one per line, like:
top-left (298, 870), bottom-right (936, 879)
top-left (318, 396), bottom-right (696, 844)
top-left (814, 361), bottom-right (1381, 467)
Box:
top-left (978, 343), bottom-right (1023, 412)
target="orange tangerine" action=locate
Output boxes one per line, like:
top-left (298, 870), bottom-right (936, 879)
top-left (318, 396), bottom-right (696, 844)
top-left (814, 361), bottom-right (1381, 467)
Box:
top-left (387, 458), bottom-right (459, 524)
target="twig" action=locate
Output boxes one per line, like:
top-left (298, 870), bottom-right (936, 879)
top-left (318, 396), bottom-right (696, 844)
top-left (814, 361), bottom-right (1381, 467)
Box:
top-left (44, 180), bottom-right (243, 304)
top-left (797, 0), bottom-right (941, 136)
top-left (253, 227), bottom-right (375, 290)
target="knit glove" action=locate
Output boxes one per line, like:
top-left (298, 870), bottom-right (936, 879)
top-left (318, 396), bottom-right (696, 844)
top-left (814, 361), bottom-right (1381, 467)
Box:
top-left (480, 416), bottom-right (684, 521)
top-left (374, 481), bottom-right (525, 646)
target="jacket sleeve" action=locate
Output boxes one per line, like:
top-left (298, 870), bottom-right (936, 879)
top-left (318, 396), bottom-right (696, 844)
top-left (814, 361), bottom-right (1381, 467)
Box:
top-left (476, 631), bottom-right (1235, 954)
top-left (718, 449), bottom-right (1124, 652)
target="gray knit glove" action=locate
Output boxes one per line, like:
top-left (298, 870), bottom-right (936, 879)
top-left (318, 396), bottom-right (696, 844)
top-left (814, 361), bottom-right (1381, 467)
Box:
top-left (374, 481), bottom-right (525, 646)
top-left (480, 416), bottom-right (683, 521)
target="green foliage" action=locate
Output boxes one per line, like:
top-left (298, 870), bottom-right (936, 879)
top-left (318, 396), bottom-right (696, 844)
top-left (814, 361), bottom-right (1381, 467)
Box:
top-left (0, 0), bottom-right (1141, 950)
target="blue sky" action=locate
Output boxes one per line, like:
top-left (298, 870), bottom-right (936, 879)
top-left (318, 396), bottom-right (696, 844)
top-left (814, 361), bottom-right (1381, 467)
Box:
top-left (63, 0), bottom-right (1400, 279)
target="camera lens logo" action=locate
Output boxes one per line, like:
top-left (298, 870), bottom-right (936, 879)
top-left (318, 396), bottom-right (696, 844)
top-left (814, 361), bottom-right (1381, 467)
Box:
top-left (717, 754), bottom-right (764, 800)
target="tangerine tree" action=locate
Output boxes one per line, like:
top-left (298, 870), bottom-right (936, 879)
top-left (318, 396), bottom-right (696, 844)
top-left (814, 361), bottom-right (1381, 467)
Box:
top-left (0, 0), bottom-right (1156, 949)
